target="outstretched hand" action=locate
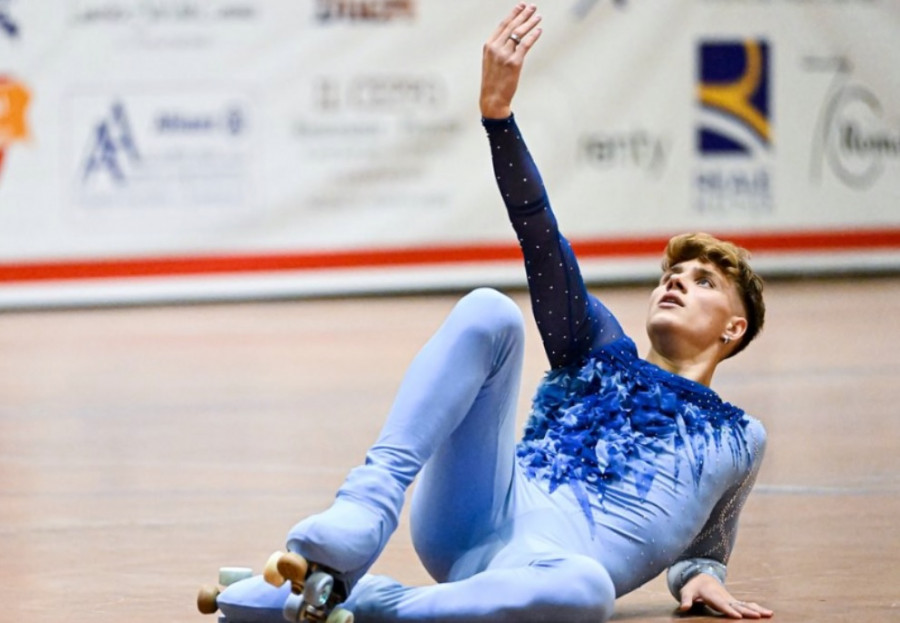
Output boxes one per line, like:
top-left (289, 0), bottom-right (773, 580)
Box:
top-left (480, 3), bottom-right (543, 119)
top-left (678, 573), bottom-right (774, 619)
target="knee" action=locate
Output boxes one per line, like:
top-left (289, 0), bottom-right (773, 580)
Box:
top-left (453, 288), bottom-right (524, 340)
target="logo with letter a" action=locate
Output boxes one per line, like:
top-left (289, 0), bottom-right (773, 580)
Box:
top-left (697, 40), bottom-right (772, 157)
top-left (81, 101), bottom-right (141, 185)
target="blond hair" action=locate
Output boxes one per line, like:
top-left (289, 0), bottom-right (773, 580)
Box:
top-left (662, 233), bottom-right (765, 357)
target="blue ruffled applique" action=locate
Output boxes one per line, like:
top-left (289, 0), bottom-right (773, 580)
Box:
top-left (516, 337), bottom-right (749, 531)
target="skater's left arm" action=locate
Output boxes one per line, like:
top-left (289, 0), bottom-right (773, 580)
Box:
top-left (668, 424), bottom-right (771, 619)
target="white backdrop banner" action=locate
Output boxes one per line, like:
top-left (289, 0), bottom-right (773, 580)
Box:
top-left (0, 0), bottom-right (898, 306)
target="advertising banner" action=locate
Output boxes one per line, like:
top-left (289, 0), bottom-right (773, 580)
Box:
top-left (1, 0), bottom-right (898, 306)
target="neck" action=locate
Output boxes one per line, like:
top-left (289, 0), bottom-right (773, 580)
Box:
top-left (644, 347), bottom-right (718, 387)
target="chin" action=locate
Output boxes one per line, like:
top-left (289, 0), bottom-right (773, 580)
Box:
top-left (646, 313), bottom-right (679, 334)
top-left (646, 316), bottom-right (690, 349)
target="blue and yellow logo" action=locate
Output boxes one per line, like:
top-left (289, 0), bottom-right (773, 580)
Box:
top-left (697, 40), bottom-right (771, 155)
top-left (0, 76), bottom-right (30, 179)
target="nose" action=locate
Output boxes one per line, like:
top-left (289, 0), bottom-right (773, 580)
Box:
top-left (666, 273), bottom-right (686, 293)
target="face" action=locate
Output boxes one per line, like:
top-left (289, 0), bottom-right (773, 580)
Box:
top-left (646, 258), bottom-right (747, 355)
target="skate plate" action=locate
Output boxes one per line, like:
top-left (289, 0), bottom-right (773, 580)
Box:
top-left (264, 550), bottom-right (353, 623)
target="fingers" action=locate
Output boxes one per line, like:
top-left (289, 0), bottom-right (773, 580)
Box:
top-left (479, 4), bottom-right (543, 117)
top-left (678, 574), bottom-right (773, 620)
top-left (510, 19), bottom-right (542, 60)
top-left (740, 601), bottom-right (774, 619)
top-left (490, 3), bottom-right (541, 49)
top-left (507, 6), bottom-right (542, 55)
top-left (489, 3), bottom-right (528, 45)
top-left (488, 3), bottom-right (525, 44)
top-left (724, 600), bottom-right (775, 619)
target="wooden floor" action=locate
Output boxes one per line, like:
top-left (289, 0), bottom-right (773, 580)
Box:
top-left (1, 276), bottom-right (898, 622)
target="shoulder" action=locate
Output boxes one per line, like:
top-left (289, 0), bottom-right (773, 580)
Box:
top-left (591, 333), bottom-right (638, 363)
top-left (739, 414), bottom-right (768, 463)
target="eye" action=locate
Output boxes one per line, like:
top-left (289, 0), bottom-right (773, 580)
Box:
top-left (697, 276), bottom-right (714, 288)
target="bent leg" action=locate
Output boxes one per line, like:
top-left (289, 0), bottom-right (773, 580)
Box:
top-left (346, 555), bottom-right (615, 623)
top-left (288, 289), bottom-right (526, 586)
top-left (365, 287), bottom-right (524, 488)
top-left (408, 289), bottom-right (525, 580)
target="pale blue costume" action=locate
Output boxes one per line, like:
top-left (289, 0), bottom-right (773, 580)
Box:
top-left (216, 115), bottom-right (766, 622)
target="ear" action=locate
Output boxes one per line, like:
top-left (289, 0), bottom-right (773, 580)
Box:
top-left (722, 316), bottom-right (748, 344)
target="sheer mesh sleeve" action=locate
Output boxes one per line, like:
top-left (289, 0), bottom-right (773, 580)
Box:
top-left (483, 114), bottom-right (624, 369)
top-left (671, 420), bottom-right (767, 577)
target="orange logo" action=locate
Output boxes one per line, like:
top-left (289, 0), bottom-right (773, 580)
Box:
top-left (0, 77), bottom-right (31, 177)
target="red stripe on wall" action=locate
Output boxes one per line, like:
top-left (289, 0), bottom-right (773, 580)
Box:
top-left (1, 228), bottom-right (900, 284)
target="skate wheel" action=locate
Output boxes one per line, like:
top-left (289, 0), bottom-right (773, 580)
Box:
top-left (218, 566), bottom-right (253, 586)
top-left (303, 571), bottom-right (334, 607)
top-left (264, 550), bottom-right (287, 586)
top-left (326, 608), bottom-right (354, 623)
top-left (277, 552), bottom-right (309, 588)
top-left (196, 584), bottom-right (220, 615)
top-left (282, 591), bottom-right (304, 623)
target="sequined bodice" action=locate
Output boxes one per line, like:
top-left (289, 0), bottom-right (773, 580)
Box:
top-left (516, 337), bottom-right (751, 522)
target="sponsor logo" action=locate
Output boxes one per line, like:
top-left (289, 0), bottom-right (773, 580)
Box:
top-left (572, 0), bottom-right (627, 19)
top-left (72, 94), bottom-right (252, 210)
top-left (313, 74), bottom-right (447, 112)
top-left (578, 130), bottom-right (668, 176)
top-left (0, 76), bottom-right (30, 180)
top-left (296, 73), bottom-right (456, 147)
top-left (81, 101), bottom-right (141, 184)
top-left (694, 39), bottom-right (774, 214)
top-left (808, 56), bottom-right (899, 190)
top-left (701, 0), bottom-right (877, 4)
top-left (0, 0), bottom-right (18, 39)
top-left (698, 40), bottom-right (771, 155)
top-left (68, 1), bottom-right (259, 48)
top-left (70, 0), bottom-right (259, 25)
top-left (315, 0), bottom-right (415, 22)
top-left (290, 71), bottom-right (457, 211)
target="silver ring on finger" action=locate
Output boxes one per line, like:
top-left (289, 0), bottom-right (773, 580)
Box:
top-left (508, 32), bottom-right (522, 45)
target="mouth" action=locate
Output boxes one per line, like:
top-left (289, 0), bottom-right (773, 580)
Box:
top-left (659, 293), bottom-right (684, 308)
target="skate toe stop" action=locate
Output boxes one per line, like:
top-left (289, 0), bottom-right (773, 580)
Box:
top-left (264, 550), bottom-right (287, 586)
top-left (196, 585), bottom-right (220, 614)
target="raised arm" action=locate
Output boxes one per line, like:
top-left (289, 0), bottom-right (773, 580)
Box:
top-left (481, 5), bottom-right (623, 369)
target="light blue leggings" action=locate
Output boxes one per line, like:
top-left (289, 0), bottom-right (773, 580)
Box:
top-left (218, 289), bottom-right (616, 622)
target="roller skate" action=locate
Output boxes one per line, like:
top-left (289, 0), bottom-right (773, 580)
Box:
top-left (263, 550), bottom-right (354, 623)
top-left (198, 465), bottom-right (403, 622)
top-left (196, 556), bottom-right (352, 623)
